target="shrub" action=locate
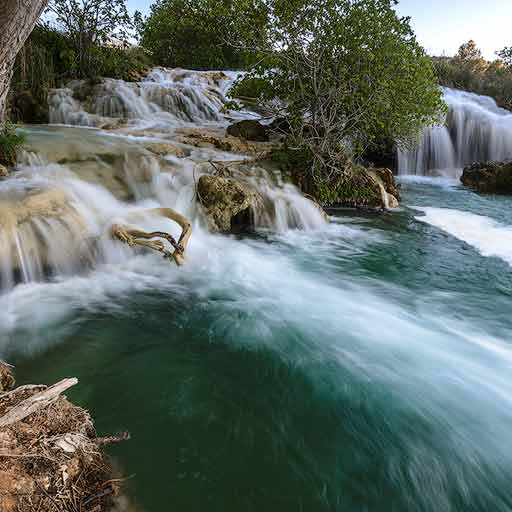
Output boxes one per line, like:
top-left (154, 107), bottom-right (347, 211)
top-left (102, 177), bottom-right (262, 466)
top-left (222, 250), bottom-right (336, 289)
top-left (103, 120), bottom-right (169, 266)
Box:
top-left (0, 123), bottom-right (26, 167)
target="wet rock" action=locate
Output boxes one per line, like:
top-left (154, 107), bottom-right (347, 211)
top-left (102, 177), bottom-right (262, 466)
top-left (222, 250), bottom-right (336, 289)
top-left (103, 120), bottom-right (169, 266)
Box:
top-left (227, 120), bottom-right (269, 142)
top-left (303, 166), bottom-right (400, 210)
top-left (370, 167), bottom-right (401, 201)
top-left (145, 142), bottom-right (186, 158)
top-left (197, 174), bottom-right (264, 232)
top-left (0, 164), bottom-right (8, 178)
top-left (176, 127), bottom-right (276, 155)
top-left (11, 90), bottom-right (49, 124)
top-left (461, 161), bottom-right (512, 194)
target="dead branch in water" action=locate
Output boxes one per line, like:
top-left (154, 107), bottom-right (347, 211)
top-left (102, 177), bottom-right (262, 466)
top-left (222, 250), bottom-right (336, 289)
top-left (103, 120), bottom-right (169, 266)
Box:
top-left (111, 207), bottom-right (192, 266)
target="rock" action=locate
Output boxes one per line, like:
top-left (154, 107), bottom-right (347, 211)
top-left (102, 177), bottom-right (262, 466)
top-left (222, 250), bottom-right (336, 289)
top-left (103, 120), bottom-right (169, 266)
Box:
top-left (0, 164), bottom-right (8, 178)
top-left (370, 167), bottom-right (401, 200)
top-left (144, 142), bottom-right (186, 158)
top-left (227, 120), bottom-right (269, 142)
top-left (302, 166), bottom-right (400, 210)
top-left (176, 127), bottom-right (276, 156)
top-left (11, 90), bottom-right (49, 124)
top-left (197, 174), bottom-right (264, 232)
top-left (461, 161), bottom-right (512, 194)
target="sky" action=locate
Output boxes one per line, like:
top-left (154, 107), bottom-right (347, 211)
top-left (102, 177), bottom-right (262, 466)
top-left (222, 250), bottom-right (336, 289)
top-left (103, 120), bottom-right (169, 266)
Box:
top-left (126, 0), bottom-right (512, 60)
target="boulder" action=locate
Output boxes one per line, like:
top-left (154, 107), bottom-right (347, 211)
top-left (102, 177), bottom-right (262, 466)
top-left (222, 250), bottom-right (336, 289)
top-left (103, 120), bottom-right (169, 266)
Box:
top-left (197, 174), bottom-right (264, 232)
top-left (461, 161), bottom-right (512, 194)
top-left (11, 90), bottom-right (49, 124)
top-left (0, 164), bottom-right (8, 178)
top-left (303, 166), bottom-right (400, 210)
top-left (370, 167), bottom-right (401, 201)
top-left (227, 120), bottom-right (269, 142)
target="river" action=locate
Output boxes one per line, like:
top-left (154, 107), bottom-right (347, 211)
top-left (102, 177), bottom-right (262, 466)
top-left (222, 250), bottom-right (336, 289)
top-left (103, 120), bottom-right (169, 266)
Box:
top-left (1, 71), bottom-right (512, 511)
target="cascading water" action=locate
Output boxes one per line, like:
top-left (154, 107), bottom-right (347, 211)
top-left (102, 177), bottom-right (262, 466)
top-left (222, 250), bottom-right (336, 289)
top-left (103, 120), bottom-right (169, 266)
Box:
top-left (49, 68), bottom-right (254, 127)
top-left (1, 69), bottom-right (325, 291)
top-left (398, 87), bottom-right (512, 176)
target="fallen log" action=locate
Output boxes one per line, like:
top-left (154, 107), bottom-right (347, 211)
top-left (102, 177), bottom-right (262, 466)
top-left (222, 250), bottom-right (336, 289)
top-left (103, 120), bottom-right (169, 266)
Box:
top-left (112, 207), bottom-right (192, 265)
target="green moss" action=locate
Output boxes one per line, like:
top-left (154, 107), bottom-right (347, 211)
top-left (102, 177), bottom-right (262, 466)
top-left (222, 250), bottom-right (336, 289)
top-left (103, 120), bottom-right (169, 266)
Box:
top-left (0, 123), bottom-right (26, 167)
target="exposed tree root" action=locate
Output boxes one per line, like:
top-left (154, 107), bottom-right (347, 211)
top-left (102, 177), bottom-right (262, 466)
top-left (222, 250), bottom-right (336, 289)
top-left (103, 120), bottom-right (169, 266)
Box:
top-left (111, 207), bottom-right (192, 266)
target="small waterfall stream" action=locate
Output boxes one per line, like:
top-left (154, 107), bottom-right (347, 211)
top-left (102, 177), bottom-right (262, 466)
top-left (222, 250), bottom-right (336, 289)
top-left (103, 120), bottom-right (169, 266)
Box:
top-left (398, 87), bottom-right (512, 176)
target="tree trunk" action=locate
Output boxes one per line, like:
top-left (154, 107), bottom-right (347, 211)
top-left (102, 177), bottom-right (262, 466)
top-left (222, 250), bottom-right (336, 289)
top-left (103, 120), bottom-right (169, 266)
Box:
top-left (0, 0), bottom-right (49, 124)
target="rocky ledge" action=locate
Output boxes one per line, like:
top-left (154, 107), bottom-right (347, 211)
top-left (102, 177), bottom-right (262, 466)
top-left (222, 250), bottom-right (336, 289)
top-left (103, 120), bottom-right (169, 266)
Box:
top-left (461, 161), bottom-right (512, 194)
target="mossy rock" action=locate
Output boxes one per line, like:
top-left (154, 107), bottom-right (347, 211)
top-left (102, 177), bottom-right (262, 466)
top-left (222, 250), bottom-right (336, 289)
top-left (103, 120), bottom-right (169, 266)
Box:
top-left (197, 174), bottom-right (264, 232)
top-left (461, 161), bottom-right (512, 194)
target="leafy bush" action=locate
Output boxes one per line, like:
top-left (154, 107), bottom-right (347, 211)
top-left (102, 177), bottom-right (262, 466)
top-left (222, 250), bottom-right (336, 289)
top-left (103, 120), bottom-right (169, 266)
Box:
top-left (0, 123), bottom-right (26, 167)
top-left (238, 0), bottom-right (445, 204)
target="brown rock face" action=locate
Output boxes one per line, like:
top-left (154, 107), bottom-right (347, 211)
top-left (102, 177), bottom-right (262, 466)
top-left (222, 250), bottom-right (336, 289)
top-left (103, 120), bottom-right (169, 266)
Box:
top-left (461, 161), bottom-right (512, 194)
top-left (370, 167), bottom-right (401, 201)
top-left (197, 174), bottom-right (264, 232)
top-left (227, 120), bottom-right (269, 142)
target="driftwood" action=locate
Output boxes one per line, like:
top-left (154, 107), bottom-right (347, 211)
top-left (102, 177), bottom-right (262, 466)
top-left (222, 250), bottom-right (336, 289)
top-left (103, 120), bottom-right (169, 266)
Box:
top-left (0, 378), bottom-right (78, 428)
top-left (112, 207), bottom-right (192, 266)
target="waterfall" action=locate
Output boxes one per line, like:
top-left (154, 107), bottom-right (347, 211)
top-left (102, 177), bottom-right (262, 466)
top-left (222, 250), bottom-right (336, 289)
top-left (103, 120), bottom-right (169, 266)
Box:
top-left (398, 87), bottom-right (512, 176)
top-left (1, 122), bottom-right (325, 291)
top-left (48, 68), bottom-right (247, 128)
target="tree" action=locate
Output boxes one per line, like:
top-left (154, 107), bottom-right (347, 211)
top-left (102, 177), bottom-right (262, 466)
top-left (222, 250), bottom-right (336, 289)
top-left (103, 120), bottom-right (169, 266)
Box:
top-left (138, 0), bottom-right (269, 69)
top-left (0, 0), bottom-right (49, 124)
top-left (47, 0), bottom-right (132, 77)
top-left (457, 40), bottom-right (483, 61)
top-left (497, 47), bottom-right (512, 67)
top-left (232, 0), bottom-right (445, 201)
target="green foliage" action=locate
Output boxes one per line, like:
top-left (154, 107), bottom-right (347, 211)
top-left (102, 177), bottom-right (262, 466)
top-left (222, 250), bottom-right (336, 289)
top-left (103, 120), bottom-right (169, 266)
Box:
top-left (239, 0), bottom-right (444, 204)
top-left (434, 41), bottom-right (512, 110)
top-left (0, 123), bottom-right (26, 167)
top-left (47, 0), bottom-right (133, 78)
top-left (138, 0), bottom-right (269, 69)
top-left (92, 46), bottom-right (152, 81)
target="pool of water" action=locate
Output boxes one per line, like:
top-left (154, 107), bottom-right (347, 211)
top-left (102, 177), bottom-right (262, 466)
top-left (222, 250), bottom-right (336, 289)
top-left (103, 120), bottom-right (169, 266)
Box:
top-left (5, 177), bottom-right (512, 512)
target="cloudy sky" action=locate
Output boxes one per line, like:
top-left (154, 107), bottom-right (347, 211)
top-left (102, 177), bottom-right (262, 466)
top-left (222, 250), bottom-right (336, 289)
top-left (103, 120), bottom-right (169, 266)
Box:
top-left (126, 0), bottom-right (512, 60)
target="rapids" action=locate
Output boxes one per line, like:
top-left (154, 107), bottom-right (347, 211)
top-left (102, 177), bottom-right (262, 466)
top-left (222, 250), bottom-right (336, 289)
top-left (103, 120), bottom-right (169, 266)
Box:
top-left (398, 87), bottom-right (512, 176)
top-left (1, 71), bottom-right (512, 512)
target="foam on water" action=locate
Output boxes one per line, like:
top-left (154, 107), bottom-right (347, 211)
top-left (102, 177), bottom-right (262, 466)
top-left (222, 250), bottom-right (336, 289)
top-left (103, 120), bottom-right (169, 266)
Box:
top-left (414, 206), bottom-right (512, 266)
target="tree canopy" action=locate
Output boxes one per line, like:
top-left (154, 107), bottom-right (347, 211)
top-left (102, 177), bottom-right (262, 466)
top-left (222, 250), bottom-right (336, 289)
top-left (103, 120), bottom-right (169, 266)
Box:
top-left (136, 0), bottom-right (269, 69)
top-left (47, 0), bottom-right (133, 77)
top-left (231, 0), bottom-right (445, 198)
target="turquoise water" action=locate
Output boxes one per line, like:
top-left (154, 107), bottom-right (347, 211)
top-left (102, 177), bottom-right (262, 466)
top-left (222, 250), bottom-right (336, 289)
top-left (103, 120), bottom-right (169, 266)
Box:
top-left (5, 178), bottom-right (512, 511)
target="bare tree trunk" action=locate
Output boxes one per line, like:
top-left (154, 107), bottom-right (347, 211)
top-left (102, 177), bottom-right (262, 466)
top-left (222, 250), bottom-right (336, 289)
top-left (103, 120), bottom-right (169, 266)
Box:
top-left (0, 0), bottom-right (49, 124)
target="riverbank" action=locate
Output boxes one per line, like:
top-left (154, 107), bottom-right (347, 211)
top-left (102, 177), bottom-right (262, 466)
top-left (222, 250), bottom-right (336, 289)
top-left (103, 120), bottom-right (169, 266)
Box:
top-left (0, 364), bottom-right (129, 512)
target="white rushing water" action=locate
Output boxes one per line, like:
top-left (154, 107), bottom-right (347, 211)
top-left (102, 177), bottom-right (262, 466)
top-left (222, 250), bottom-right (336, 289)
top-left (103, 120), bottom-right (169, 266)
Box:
top-left (413, 206), bottom-right (512, 267)
top-left (0, 69), bottom-right (325, 291)
top-left (398, 87), bottom-right (512, 176)
top-left (49, 68), bottom-right (254, 127)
